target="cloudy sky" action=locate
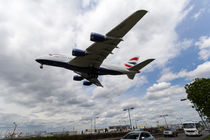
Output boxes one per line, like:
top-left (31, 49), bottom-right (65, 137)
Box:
top-left (0, 0), bottom-right (210, 135)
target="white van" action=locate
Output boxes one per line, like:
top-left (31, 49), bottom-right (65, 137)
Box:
top-left (183, 121), bottom-right (202, 136)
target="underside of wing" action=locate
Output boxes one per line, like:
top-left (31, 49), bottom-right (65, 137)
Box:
top-left (69, 10), bottom-right (148, 69)
top-left (106, 10), bottom-right (147, 38)
top-left (69, 40), bottom-right (120, 68)
top-left (88, 78), bottom-right (103, 87)
top-left (75, 72), bottom-right (103, 87)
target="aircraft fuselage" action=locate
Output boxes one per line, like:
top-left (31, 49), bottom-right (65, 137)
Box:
top-left (35, 54), bottom-right (129, 76)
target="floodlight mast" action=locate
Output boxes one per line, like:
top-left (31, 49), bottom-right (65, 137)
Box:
top-left (123, 107), bottom-right (134, 130)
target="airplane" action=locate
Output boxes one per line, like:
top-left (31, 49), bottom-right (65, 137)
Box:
top-left (35, 10), bottom-right (155, 87)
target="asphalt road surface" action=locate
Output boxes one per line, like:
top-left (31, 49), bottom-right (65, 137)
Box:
top-left (99, 131), bottom-right (209, 140)
top-left (156, 131), bottom-right (209, 140)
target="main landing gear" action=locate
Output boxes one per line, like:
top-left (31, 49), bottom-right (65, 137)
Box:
top-left (40, 64), bottom-right (43, 69)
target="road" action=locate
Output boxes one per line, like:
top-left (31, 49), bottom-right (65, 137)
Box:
top-left (99, 131), bottom-right (209, 140)
top-left (156, 131), bottom-right (209, 140)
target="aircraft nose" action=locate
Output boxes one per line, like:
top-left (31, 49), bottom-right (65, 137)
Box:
top-left (35, 56), bottom-right (46, 64)
top-left (35, 58), bottom-right (42, 64)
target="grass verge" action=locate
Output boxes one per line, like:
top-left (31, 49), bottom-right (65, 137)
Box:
top-left (203, 135), bottom-right (210, 140)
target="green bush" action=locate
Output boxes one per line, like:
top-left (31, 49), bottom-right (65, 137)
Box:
top-left (4, 132), bottom-right (127, 140)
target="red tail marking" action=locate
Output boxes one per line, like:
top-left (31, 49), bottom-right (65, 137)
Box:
top-left (129, 57), bottom-right (139, 61)
top-left (124, 64), bottom-right (132, 68)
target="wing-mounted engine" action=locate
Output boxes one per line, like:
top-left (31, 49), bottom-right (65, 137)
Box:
top-left (83, 81), bottom-right (92, 86)
top-left (90, 32), bottom-right (123, 42)
top-left (73, 75), bottom-right (84, 81)
top-left (90, 33), bottom-right (106, 42)
top-left (72, 49), bottom-right (87, 56)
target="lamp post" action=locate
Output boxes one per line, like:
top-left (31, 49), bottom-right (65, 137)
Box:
top-left (123, 107), bottom-right (134, 130)
top-left (90, 118), bottom-right (93, 134)
top-left (12, 122), bottom-right (17, 138)
top-left (94, 117), bottom-right (99, 132)
top-left (135, 120), bottom-right (138, 129)
top-left (160, 115), bottom-right (168, 128)
top-left (177, 117), bottom-right (183, 125)
top-left (180, 98), bottom-right (208, 129)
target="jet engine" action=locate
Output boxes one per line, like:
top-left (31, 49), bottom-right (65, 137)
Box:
top-left (83, 81), bottom-right (92, 86)
top-left (72, 49), bottom-right (87, 56)
top-left (73, 75), bottom-right (84, 81)
top-left (90, 32), bottom-right (106, 42)
top-left (90, 32), bottom-right (123, 42)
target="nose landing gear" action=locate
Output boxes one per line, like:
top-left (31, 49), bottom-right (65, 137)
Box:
top-left (40, 64), bottom-right (43, 69)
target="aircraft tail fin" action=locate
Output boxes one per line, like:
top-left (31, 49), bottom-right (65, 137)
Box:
top-left (129, 59), bottom-right (155, 71)
top-left (124, 56), bottom-right (139, 68)
top-left (126, 58), bottom-right (155, 79)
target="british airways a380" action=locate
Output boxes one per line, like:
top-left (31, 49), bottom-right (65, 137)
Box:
top-left (35, 10), bottom-right (155, 87)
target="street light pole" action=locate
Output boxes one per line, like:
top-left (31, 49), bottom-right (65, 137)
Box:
top-left (12, 122), bottom-right (17, 138)
top-left (181, 98), bottom-right (208, 129)
top-left (91, 118), bottom-right (92, 134)
top-left (193, 104), bottom-right (208, 129)
top-left (160, 115), bottom-right (168, 128)
top-left (135, 120), bottom-right (138, 129)
top-left (123, 107), bottom-right (134, 130)
top-left (94, 117), bottom-right (99, 132)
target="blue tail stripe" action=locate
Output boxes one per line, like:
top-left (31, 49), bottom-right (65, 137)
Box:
top-left (128, 62), bottom-right (137, 65)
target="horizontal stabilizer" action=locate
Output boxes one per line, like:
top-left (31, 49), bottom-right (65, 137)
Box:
top-left (127, 73), bottom-right (136, 80)
top-left (128, 59), bottom-right (155, 71)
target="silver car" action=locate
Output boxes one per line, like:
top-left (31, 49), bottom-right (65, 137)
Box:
top-left (163, 128), bottom-right (178, 137)
top-left (121, 131), bottom-right (155, 140)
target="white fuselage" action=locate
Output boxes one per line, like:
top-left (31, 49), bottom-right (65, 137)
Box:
top-left (35, 54), bottom-right (133, 76)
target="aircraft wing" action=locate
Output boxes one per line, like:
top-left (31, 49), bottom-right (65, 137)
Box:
top-left (69, 10), bottom-right (147, 68)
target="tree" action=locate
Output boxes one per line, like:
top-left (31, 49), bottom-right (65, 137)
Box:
top-left (185, 78), bottom-right (210, 117)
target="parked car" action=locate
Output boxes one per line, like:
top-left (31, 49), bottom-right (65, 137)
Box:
top-left (163, 128), bottom-right (178, 137)
top-left (121, 131), bottom-right (155, 140)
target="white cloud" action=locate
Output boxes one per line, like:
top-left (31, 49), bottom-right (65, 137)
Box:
top-left (145, 82), bottom-right (185, 100)
top-left (147, 82), bottom-right (171, 92)
top-left (0, 0), bottom-right (196, 132)
top-left (193, 8), bottom-right (205, 20)
top-left (92, 75), bottom-right (147, 99)
top-left (158, 61), bottom-right (210, 82)
top-left (135, 81), bottom-right (200, 125)
top-left (195, 36), bottom-right (210, 60)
